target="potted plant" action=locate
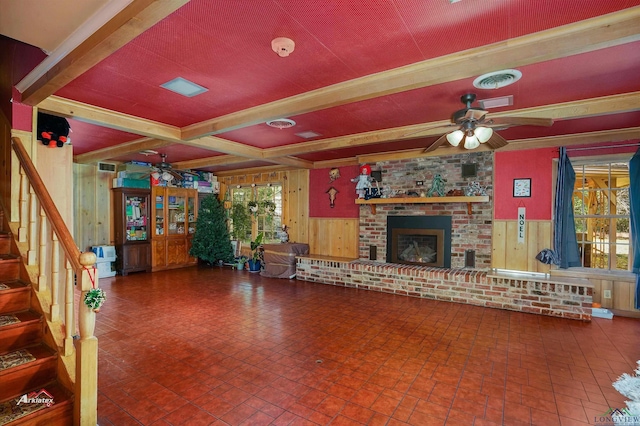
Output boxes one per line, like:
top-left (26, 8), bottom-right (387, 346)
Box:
top-left (235, 255), bottom-right (247, 270)
top-left (247, 232), bottom-right (264, 272)
top-left (247, 200), bottom-right (259, 216)
top-left (260, 200), bottom-right (276, 214)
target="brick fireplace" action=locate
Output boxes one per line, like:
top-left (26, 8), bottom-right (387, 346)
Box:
top-left (359, 152), bottom-right (493, 269)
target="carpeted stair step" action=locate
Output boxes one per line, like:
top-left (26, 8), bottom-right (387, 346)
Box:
top-left (0, 310), bottom-right (43, 354)
top-left (0, 381), bottom-right (73, 426)
top-left (0, 280), bottom-right (31, 315)
top-left (0, 255), bottom-right (21, 283)
top-left (0, 345), bottom-right (57, 402)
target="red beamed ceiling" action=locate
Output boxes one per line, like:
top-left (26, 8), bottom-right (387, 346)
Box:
top-left (24, 0), bottom-right (640, 170)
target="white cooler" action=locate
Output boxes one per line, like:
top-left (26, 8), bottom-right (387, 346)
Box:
top-left (91, 246), bottom-right (117, 278)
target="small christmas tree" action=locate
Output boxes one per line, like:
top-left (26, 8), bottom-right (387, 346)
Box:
top-left (189, 195), bottom-right (235, 265)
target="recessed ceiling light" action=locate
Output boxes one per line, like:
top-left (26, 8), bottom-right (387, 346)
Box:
top-left (295, 131), bottom-right (321, 139)
top-left (266, 118), bottom-right (296, 129)
top-left (161, 77), bottom-right (208, 97)
top-left (473, 69), bottom-right (522, 90)
top-left (479, 95), bottom-right (513, 109)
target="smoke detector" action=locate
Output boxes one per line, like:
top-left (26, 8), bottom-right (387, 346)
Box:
top-left (271, 37), bottom-right (295, 57)
top-left (473, 69), bottom-right (522, 90)
top-left (266, 118), bottom-right (296, 129)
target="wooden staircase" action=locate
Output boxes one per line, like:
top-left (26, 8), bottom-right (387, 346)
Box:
top-left (0, 226), bottom-right (73, 425)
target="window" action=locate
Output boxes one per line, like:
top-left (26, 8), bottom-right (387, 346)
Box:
top-left (229, 184), bottom-right (282, 243)
top-left (255, 185), bottom-right (282, 243)
top-left (572, 158), bottom-right (632, 271)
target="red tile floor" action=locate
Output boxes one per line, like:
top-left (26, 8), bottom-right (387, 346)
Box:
top-left (94, 266), bottom-right (640, 425)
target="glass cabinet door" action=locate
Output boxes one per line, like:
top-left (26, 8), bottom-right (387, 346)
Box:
top-left (125, 194), bottom-right (148, 241)
top-left (187, 193), bottom-right (196, 234)
top-left (168, 192), bottom-right (186, 235)
top-left (155, 192), bottom-right (164, 236)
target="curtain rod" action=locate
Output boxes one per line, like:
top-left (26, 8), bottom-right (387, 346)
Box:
top-left (564, 142), bottom-right (640, 152)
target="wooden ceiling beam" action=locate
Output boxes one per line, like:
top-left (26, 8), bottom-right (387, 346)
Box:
top-left (501, 127), bottom-right (640, 151)
top-left (20, 0), bottom-right (190, 106)
top-left (313, 158), bottom-right (359, 169)
top-left (264, 92), bottom-right (640, 158)
top-left (74, 138), bottom-right (172, 164)
top-left (37, 96), bottom-right (182, 141)
top-left (179, 136), bottom-right (263, 158)
top-left (263, 156), bottom-right (314, 169)
top-left (173, 155), bottom-right (248, 169)
top-left (215, 164), bottom-right (296, 177)
top-left (180, 6), bottom-right (640, 140)
top-left (355, 127), bottom-right (640, 164)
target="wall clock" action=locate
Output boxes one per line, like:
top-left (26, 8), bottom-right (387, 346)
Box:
top-left (513, 178), bottom-right (531, 197)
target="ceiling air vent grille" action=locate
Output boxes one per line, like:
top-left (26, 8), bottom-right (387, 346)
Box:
top-left (97, 162), bottom-right (116, 173)
top-left (266, 118), bottom-right (296, 129)
top-left (473, 69), bottom-right (522, 90)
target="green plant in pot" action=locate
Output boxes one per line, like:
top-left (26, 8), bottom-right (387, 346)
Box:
top-left (235, 255), bottom-right (248, 270)
top-left (247, 232), bottom-right (264, 272)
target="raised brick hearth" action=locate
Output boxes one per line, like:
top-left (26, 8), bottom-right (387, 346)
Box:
top-left (296, 258), bottom-right (592, 320)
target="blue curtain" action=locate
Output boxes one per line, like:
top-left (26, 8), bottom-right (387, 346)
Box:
top-left (554, 147), bottom-right (581, 268)
top-left (629, 147), bottom-right (640, 309)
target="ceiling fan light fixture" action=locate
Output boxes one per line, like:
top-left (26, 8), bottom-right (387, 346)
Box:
top-left (474, 126), bottom-right (493, 143)
top-left (446, 130), bottom-right (464, 147)
top-left (464, 135), bottom-right (480, 150)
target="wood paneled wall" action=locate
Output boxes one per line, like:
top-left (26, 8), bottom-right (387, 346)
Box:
top-left (309, 218), bottom-right (359, 258)
top-left (285, 170), bottom-right (309, 244)
top-left (492, 220), bottom-right (552, 273)
top-left (73, 163), bottom-right (113, 251)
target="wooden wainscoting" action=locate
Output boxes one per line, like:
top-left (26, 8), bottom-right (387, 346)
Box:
top-left (309, 218), bottom-right (359, 259)
top-left (285, 170), bottom-right (309, 244)
top-left (492, 220), bottom-right (552, 273)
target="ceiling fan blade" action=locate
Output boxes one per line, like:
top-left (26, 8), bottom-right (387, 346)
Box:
top-left (168, 170), bottom-right (183, 181)
top-left (488, 116), bottom-right (554, 127)
top-left (464, 108), bottom-right (488, 121)
top-left (486, 132), bottom-right (509, 150)
top-left (424, 134), bottom-right (449, 153)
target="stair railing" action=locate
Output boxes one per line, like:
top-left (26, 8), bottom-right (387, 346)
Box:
top-left (10, 136), bottom-right (98, 426)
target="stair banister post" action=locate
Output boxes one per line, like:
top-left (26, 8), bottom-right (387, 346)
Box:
top-left (50, 234), bottom-right (60, 321)
top-left (37, 207), bottom-right (47, 292)
top-left (28, 186), bottom-right (37, 265)
top-left (18, 166), bottom-right (28, 242)
top-left (64, 260), bottom-right (74, 356)
top-left (75, 251), bottom-right (98, 426)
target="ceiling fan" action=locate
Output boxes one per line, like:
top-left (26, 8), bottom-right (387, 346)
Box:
top-left (422, 93), bottom-right (554, 153)
top-left (141, 151), bottom-right (196, 181)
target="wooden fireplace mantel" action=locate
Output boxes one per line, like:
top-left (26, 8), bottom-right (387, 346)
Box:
top-left (355, 196), bottom-right (490, 215)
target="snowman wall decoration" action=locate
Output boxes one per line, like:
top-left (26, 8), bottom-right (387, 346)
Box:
top-left (351, 164), bottom-right (373, 199)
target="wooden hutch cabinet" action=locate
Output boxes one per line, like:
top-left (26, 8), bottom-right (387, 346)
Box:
top-left (151, 187), bottom-right (198, 271)
top-left (112, 188), bottom-right (152, 275)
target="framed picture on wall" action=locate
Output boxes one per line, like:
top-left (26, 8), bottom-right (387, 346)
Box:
top-left (513, 178), bottom-right (531, 197)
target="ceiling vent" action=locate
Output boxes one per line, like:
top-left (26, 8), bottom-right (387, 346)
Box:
top-left (295, 131), bottom-right (321, 139)
top-left (479, 95), bottom-right (514, 110)
top-left (473, 69), bottom-right (522, 90)
top-left (266, 118), bottom-right (296, 129)
top-left (97, 162), bottom-right (116, 173)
